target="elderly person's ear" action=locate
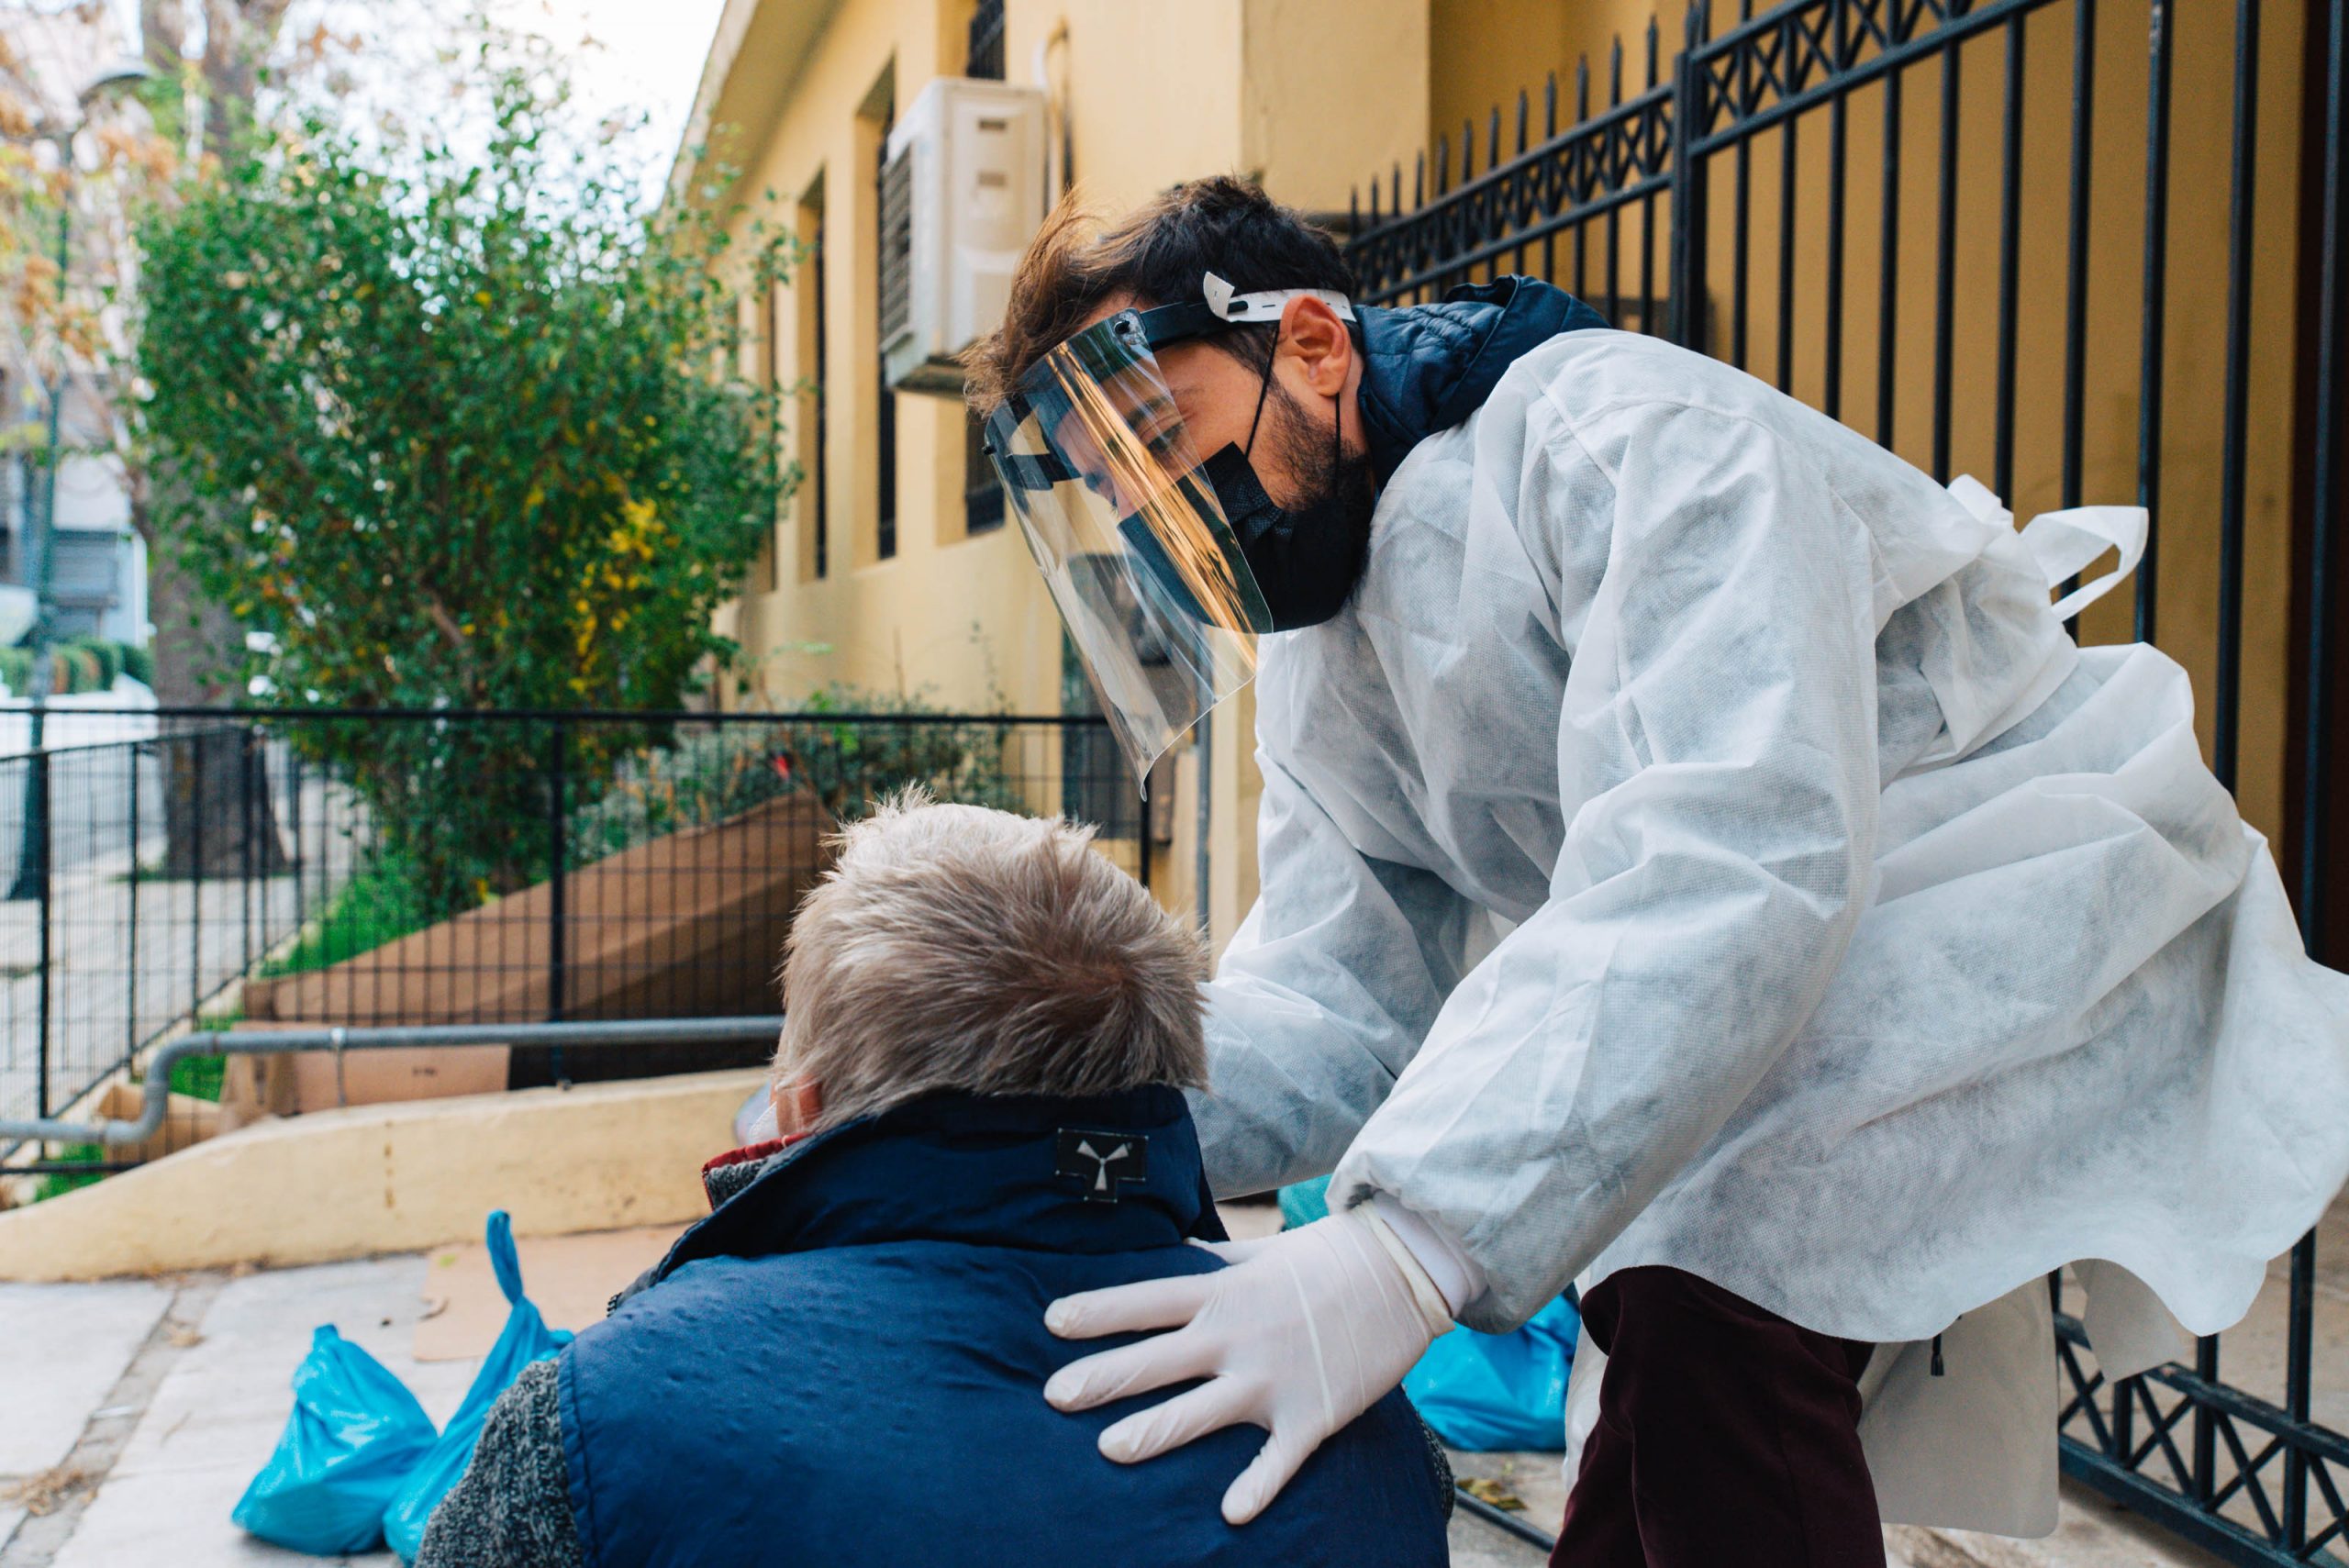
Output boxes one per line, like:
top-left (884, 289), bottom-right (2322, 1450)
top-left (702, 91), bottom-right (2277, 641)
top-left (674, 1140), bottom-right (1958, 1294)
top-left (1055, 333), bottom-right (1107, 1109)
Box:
top-left (772, 1078), bottom-right (823, 1140)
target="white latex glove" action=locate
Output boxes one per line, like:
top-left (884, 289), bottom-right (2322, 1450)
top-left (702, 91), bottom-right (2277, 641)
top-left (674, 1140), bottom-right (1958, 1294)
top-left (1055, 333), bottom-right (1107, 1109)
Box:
top-left (1041, 1207), bottom-right (1453, 1524)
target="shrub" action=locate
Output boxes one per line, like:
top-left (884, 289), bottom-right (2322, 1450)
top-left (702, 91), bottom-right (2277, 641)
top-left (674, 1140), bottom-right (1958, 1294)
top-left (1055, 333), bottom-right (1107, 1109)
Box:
top-left (136, 47), bottom-right (791, 924)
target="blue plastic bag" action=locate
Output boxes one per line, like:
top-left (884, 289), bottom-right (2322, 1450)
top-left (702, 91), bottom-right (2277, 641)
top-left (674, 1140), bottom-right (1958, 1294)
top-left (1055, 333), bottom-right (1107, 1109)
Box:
top-left (1277, 1173), bottom-right (1580, 1451)
top-left (382, 1211), bottom-right (573, 1562)
top-left (1403, 1293), bottom-right (1580, 1451)
top-left (1276, 1173), bottom-right (1333, 1230)
top-left (231, 1324), bottom-right (440, 1555)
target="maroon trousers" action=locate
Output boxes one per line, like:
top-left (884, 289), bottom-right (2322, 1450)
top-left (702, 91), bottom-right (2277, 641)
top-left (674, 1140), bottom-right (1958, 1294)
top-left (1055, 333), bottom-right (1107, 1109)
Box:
top-left (1549, 1266), bottom-right (1885, 1568)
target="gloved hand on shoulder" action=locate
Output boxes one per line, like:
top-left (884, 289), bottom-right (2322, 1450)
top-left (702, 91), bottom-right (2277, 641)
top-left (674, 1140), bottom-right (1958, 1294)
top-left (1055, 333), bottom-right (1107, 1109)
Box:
top-left (1042, 1206), bottom-right (1453, 1524)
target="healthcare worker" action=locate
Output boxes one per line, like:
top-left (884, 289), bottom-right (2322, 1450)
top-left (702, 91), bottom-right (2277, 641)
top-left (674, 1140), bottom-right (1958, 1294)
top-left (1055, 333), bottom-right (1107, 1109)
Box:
top-left (966, 176), bottom-right (2349, 1565)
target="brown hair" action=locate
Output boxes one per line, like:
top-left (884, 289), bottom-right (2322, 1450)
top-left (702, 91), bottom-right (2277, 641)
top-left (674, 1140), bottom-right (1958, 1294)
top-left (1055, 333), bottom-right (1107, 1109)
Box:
top-left (962, 174), bottom-right (1356, 416)
top-left (773, 792), bottom-right (1208, 1133)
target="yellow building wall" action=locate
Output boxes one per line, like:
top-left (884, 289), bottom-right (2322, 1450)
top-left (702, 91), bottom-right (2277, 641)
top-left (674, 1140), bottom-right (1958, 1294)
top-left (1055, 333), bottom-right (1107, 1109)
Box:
top-left (1701, 0), bottom-right (2309, 846)
top-left (1430, 0), bottom-right (1659, 174)
top-left (1413, 0), bottom-right (2310, 848)
top-left (699, 0), bottom-right (1429, 948)
top-left (697, 0), bottom-right (2301, 942)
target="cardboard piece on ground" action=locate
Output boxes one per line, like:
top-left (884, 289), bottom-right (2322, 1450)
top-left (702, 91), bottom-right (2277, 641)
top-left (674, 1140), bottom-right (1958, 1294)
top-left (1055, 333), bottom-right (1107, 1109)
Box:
top-left (277, 1044), bottom-right (511, 1113)
top-left (415, 1223), bottom-right (690, 1361)
top-left (216, 1049), bottom-right (290, 1132)
top-left (94, 1082), bottom-right (219, 1165)
top-left (243, 793), bottom-right (832, 1029)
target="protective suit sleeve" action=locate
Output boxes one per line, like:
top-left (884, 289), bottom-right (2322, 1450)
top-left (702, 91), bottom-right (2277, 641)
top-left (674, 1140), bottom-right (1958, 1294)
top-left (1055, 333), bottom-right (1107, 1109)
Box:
top-left (1333, 398), bottom-right (1881, 1330)
top-left (1186, 755), bottom-right (1477, 1198)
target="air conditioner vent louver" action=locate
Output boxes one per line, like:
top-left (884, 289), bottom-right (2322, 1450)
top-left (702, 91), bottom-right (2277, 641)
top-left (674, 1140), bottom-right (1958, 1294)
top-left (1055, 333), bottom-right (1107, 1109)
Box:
top-left (877, 145), bottom-right (915, 345)
top-left (879, 78), bottom-right (1047, 396)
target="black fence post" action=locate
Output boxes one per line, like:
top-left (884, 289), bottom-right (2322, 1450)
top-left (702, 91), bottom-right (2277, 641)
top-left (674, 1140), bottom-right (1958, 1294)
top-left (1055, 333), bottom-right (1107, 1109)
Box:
top-left (127, 740), bottom-right (139, 1069)
top-left (1669, 3), bottom-right (1709, 352)
top-left (187, 734), bottom-right (202, 1031)
top-left (289, 745), bottom-right (305, 937)
top-left (547, 717), bottom-right (570, 1085)
top-left (31, 746), bottom-right (50, 1119)
top-left (239, 728), bottom-right (256, 977)
top-left (2284, 0), bottom-right (2349, 1552)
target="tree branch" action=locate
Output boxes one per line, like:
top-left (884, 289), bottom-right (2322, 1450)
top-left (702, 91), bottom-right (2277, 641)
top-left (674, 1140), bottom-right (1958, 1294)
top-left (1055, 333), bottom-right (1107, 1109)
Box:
top-left (139, 0), bottom-right (188, 75)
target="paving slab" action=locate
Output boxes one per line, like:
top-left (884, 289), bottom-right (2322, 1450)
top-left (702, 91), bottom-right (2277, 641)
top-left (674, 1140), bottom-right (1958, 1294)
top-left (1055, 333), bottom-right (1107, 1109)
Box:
top-left (46, 1257), bottom-right (483, 1568)
top-left (1433, 1451), bottom-right (2231, 1568)
top-left (1443, 1446), bottom-right (1564, 1565)
top-left (1449, 1506), bottom-right (1550, 1566)
top-left (1890, 1480), bottom-right (2232, 1568)
top-left (0, 1279), bottom-right (173, 1479)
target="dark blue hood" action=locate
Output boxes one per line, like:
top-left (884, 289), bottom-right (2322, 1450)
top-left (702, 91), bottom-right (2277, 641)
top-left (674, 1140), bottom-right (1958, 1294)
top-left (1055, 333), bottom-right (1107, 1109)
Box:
top-left (1354, 275), bottom-right (1609, 486)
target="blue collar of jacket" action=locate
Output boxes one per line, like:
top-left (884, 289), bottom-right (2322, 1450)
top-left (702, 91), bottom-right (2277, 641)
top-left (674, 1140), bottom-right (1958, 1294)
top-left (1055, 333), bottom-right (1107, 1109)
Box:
top-left (1353, 275), bottom-right (1609, 487)
top-left (643, 1085), bottom-right (1224, 1288)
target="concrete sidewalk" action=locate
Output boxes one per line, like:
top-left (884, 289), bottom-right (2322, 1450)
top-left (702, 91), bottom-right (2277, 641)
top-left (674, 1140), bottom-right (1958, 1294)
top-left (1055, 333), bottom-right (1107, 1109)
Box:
top-left (1442, 1440), bottom-right (2233, 1568)
top-left (0, 1253), bottom-right (2253, 1568)
top-left (0, 1260), bottom-right (479, 1568)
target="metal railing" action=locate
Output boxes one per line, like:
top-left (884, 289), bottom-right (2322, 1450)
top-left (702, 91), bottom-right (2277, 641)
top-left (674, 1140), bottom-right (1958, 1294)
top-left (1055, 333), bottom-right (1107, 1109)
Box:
top-left (0, 706), bottom-right (1145, 1174)
top-left (0, 1016), bottom-right (790, 1147)
top-left (1346, 1), bottom-right (2346, 1561)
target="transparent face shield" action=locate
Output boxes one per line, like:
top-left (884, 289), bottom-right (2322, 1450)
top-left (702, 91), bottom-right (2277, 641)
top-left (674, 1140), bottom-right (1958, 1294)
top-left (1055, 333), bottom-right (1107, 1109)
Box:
top-left (985, 308), bottom-right (1275, 784)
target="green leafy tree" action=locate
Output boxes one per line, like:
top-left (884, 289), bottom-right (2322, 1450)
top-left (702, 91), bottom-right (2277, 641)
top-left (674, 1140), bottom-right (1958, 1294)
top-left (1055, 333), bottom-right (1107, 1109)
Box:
top-left (133, 51), bottom-right (790, 914)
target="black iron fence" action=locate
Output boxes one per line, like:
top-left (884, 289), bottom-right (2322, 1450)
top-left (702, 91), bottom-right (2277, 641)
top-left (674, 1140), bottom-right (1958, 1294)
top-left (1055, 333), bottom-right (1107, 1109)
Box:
top-left (1346, 0), bottom-right (2344, 1562)
top-left (0, 707), bottom-right (1143, 1184)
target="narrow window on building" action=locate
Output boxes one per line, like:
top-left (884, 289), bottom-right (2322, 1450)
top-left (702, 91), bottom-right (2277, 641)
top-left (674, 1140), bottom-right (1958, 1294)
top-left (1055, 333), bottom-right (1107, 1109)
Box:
top-left (964, 410), bottom-right (1003, 533)
top-left (967, 0), bottom-right (1005, 79)
top-left (761, 274), bottom-right (782, 591)
top-left (957, 2), bottom-right (1007, 537)
top-left (805, 186), bottom-right (829, 581)
top-left (874, 95), bottom-right (900, 561)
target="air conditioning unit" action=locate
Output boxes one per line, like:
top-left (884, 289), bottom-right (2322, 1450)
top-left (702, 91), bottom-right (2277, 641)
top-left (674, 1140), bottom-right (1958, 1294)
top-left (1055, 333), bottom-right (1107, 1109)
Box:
top-left (879, 77), bottom-right (1047, 395)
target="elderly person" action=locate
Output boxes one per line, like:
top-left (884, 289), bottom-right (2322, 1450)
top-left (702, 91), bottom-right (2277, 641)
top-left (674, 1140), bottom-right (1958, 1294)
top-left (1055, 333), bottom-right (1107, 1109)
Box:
top-left (416, 795), bottom-right (1453, 1568)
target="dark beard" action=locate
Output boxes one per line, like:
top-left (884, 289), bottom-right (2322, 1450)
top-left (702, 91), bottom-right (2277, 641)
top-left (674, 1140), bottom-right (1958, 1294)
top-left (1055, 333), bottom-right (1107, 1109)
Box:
top-left (1261, 378), bottom-right (1379, 606)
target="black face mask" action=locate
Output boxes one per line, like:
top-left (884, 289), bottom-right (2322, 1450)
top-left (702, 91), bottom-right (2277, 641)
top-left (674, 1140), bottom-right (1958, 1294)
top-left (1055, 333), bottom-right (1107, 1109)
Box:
top-left (1202, 362), bottom-right (1376, 633)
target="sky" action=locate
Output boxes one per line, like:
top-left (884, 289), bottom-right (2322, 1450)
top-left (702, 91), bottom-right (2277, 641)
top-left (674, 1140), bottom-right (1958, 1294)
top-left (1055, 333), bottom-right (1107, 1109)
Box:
top-left (478, 0), bottom-right (729, 193)
top-left (85, 0), bottom-right (729, 204)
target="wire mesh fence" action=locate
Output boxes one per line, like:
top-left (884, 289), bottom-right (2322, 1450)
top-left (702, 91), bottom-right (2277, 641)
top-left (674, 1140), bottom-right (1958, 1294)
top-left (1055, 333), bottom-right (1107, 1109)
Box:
top-left (0, 707), bottom-right (1145, 1193)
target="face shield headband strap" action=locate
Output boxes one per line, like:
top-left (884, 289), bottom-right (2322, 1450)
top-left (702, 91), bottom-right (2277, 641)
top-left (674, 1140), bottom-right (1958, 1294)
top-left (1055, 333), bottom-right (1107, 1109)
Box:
top-left (1130, 272), bottom-right (1357, 353)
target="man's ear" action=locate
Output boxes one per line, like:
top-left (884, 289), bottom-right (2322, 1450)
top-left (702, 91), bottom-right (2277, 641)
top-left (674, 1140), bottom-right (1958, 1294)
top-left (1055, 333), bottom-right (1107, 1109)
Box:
top-left (1278, 295), bottom-right (1353, 398)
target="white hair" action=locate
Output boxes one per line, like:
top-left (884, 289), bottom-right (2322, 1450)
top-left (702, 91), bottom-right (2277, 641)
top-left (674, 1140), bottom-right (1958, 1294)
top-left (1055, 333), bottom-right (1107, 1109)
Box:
top-left (774, 791), bottom-right (1207, 1134)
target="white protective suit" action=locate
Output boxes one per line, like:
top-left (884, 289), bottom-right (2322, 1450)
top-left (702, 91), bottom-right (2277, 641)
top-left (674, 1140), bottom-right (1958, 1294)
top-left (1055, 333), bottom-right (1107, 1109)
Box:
top-left (1190, 328), bottom-right (2349, 1530)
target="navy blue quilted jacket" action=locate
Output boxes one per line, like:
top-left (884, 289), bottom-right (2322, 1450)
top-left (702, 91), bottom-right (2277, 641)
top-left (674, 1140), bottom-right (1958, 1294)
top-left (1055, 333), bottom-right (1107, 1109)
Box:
top-left (556, 1087), bottom-right (1451, 1568)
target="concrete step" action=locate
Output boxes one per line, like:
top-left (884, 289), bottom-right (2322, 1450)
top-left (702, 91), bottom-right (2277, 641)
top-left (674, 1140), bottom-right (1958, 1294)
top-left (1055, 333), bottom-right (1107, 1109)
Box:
top-left (0, 1069), bottom-right (763, 1281)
